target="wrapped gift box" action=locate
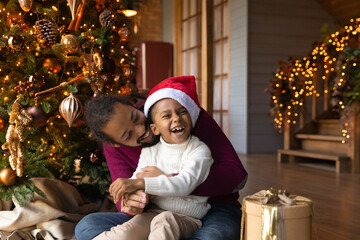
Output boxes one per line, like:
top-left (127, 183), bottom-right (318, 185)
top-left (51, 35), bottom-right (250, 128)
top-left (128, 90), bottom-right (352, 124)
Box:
top-left (241, 189), bottom-right (313, 240)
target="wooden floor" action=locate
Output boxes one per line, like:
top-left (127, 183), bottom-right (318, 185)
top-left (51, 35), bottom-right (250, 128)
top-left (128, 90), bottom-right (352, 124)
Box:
top-left (237, 153), bottom-right (360, 240)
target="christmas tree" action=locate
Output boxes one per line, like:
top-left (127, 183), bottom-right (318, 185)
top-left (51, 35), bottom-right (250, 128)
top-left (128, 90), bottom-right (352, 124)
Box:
top-left (0, 0), bottom-right (140, 206)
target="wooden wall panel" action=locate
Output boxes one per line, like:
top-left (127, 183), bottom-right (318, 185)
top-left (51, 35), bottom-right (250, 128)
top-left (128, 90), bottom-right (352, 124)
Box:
top-left (247, 0), bottom-right (334, 153)
top-left (229, 0), bottom-right (248, 153)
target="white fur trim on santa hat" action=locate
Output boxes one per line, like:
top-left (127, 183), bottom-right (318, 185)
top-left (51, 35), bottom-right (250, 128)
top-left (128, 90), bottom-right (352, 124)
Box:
top-left (144, 88), bottom-right (200, 127)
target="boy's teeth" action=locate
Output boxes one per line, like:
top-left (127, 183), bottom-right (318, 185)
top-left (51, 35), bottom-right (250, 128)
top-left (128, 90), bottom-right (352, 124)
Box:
top-left (172, 127), bottom-right (184, 132)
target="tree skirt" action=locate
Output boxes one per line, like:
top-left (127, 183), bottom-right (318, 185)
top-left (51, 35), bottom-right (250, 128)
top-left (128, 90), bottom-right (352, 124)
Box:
top-left (0, 178), bottom-right (116, 240)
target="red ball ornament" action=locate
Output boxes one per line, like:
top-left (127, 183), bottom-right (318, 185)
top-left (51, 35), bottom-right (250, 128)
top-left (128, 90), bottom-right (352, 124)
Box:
top-left (43, 57), bottom-right (62, 74)
top-left (121, 80), bottom-right (138, 95)
top-left (0, 168), bottom-right (17, 186)
top-left (0, 117), bottom-right (4, 131)
top-left (26, 105), bottom-right (49, 127)
top-left (6, 11), bottom-right (27, 30)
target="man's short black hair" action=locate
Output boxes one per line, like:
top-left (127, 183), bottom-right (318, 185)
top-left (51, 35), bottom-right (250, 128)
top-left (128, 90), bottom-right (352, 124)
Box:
top-left (85, 94), bottom-right (133, 145)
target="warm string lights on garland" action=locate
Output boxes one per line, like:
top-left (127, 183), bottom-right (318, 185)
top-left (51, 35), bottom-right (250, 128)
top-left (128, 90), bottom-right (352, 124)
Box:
top-left (267, 57), bottom-right (316, 132)
top-left (268, 18), bottom-right (360, 142)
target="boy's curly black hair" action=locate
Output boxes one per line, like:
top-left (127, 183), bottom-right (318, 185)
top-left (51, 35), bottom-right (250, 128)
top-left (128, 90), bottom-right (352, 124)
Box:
top-left (85, 94), bottom-right (133, 145)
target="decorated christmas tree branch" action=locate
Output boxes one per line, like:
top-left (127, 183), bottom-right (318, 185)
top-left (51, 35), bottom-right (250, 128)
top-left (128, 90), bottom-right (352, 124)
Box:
top-left (34, 73), bottom-right (84, 100)
top-left (0, 0), bottom-right (138, 204)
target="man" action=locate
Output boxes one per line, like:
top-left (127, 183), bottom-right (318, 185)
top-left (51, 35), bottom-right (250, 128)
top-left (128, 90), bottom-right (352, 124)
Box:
top-left (75, 76), bottom-right (248, 240)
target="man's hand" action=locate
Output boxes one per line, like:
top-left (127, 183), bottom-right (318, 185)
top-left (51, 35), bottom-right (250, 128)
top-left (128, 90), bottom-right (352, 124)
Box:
top-left (109, 178), bottom-right (145, 204)
top-left (121, 190), bottom-right (149, 215)
top-left (136, 166), bottom-right (172, 178)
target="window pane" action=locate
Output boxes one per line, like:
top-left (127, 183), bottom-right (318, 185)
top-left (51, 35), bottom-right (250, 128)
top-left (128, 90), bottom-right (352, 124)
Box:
top-left (213, 6), bottom-right (221, 40)
top-left (182, 21), bottom-right (188, 50)
top-left (182, 51), bottom-right (187, 74)
top-left (213, 76), bottom-right (221, 109)
top-left (182, 0), bottom-right (188, 18)
top-left (213, 112), bottom-right (221, 127)
top-left (222, 78), bottom-right (228, 109)
top-left (190, 0), bottom-right (196, 15)
top-left (196, 47), bottom-right (201, 77)
top-left (190, 49), bottom-right (198, 76)
top-left (222, 39), bottom-right (228, 74)
top-left (213, 42), bottom-right (221, 75)
top-left (223, 2), bottom-right (229, 36)
top-left (190, 17), bottom-right (197, 47)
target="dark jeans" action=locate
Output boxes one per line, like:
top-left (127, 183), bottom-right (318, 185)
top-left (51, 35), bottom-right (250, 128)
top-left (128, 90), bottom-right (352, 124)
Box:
top-left (75, 203), bottom-right (242, 240)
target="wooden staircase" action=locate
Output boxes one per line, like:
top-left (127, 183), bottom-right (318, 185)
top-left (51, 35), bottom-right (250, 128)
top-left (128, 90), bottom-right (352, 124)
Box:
top-left (278, 117), bottom-right (352, 173)
top-left (276, 59), bottom-right (360, 173)
top-left (278, 103), bottom-right (360, 173)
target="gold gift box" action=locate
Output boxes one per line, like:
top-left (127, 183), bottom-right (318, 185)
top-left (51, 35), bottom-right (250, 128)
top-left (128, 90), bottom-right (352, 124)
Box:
top-left (241, 190), bottom-right (313, 240)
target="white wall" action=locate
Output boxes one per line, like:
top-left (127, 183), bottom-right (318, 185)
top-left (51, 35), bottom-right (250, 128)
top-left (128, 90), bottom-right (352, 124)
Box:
top-left (247, 0), bottom-right (334, 153)
top-left (229, 0), bottom-right (248, 153)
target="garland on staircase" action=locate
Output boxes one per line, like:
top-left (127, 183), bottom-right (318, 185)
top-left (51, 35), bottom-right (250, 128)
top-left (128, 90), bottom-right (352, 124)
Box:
top-left (267, 18), bottom-right (360, 143)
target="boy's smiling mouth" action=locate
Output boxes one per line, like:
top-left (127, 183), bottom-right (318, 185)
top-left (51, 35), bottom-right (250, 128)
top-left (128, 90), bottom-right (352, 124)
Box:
top-left (171, 127), bottom-right (185, 134)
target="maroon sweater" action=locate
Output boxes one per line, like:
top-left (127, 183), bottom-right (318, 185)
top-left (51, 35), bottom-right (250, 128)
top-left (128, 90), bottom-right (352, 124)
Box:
top-left (103, 108), bottom-right (248, 212)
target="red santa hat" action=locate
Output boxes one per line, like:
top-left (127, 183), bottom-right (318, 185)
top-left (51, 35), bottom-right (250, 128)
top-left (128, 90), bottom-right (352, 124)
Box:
top-left (144, 76), bottom-right (201, 127)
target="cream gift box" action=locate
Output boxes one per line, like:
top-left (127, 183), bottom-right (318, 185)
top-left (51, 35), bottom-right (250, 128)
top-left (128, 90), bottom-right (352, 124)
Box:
top-left (241, 189), bottom-right (313, 240)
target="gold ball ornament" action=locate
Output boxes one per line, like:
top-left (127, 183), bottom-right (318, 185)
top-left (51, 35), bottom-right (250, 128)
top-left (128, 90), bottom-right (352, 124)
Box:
top-left (59, 93), bottom-right (84, 127)
top-left (18, 0), bottom-right (33, 12)
top-left (43, 57), bottom-right (62, 74)
top-left (122, 64), bottom-right (134, 78)
top-left (8, 35), bottom-right (25, 51)
top-left (89, 149), bottom-right (104, 164)
top-left (0, 168), bottom-right (17, 186)
top-left (118, 24), bottom-right (130, 42)
top-left (60, 34), bottom-right (80, 54)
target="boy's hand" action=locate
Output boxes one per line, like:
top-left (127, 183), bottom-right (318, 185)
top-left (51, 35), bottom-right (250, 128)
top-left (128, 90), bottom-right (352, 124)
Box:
top-left (109, 178), bottom-right (145, 204)
top-left (136, 166), bottom-right (171, 178)
top-left (121, 190), bottom-right (149, 215)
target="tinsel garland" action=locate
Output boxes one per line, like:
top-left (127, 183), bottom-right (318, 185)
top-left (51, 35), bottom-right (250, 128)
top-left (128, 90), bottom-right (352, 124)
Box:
top-left (1, 100), bottom-right (32, 177)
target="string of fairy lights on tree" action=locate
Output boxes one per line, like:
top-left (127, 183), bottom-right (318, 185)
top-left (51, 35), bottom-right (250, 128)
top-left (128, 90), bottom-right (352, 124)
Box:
top-left (267, 18), bottom-right (360, 143)
top-left (0, 0), bottom-right (141, 206)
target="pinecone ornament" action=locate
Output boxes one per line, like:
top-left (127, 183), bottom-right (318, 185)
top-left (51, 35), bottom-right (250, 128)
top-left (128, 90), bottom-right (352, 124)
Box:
top-left (99, 9), bottom-right (120, 29)
top-left (35, 19), bottom-right (58, 47)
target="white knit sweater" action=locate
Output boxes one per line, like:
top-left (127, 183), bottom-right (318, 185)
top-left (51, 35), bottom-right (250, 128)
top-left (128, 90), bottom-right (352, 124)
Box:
top-left (132, 135), bottom-right (213, 219)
